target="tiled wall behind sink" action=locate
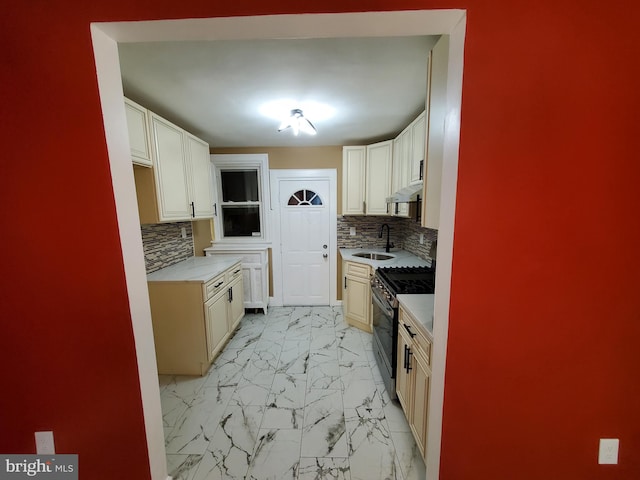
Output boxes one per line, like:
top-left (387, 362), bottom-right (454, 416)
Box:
top-left (400, 219), bottom-right (438, 263)
top-left (337, 216), bottom-right (406, 250)
top-left (141, 222), bottom-right (194, 273)
top-left (338, 215), bottom-right (437, 265)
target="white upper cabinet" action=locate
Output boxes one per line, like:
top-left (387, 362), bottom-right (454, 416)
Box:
top-left (410, 111), bottom-right (427, 184)
top-left (392, 128), bottom-right (412, 217)
top-left (132, 103), bottom-right (214, 224)
top-left (124, 97), bottom-right (152, 167)
top-left (185, 133), bottom-right (215, 219)
top-left (342, 146), bottom-right (367, 215)
top-left (149, 112), bottom-right (191, 221)
top-left (422, 36), bottom-right (448, 230)
top-left (342, 142), bottom-right (392, 216)
top-left (365, 140), bottom-right (393, 215)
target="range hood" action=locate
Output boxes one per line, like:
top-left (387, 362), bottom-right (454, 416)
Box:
top-left (386, 182), bottom-right (423, 203)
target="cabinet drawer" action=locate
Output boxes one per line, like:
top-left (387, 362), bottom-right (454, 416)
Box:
top-left (345, 261), bottom-right (371, 279)
top-left (204, 273), bottom-right (226, 300)
top-left (206, 251), bottom-right (264, 265)
top-left (399, 309), bottom-right (432, 366)
top-left (413, 329), bottom-right (431, 366)
top-left (227, 263), bottom-right (243, 282)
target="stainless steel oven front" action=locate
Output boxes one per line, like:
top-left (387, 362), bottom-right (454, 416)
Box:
top-left (371, 281), bottom-right (398, 399)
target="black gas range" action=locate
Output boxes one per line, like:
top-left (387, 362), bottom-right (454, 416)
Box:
top-left (371, 266), bottom-right (435, 399)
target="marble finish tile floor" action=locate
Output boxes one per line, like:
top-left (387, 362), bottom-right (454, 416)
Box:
top-left (160, 306), bottom-right (426, 480)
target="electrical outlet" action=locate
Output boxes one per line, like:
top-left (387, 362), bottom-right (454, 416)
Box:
top-left (419, 233), bottom-right (424, 244)
top-left (35, 431), bottom-right (55, 455)
top-left (349, 227), bottom-right (356, 236)
top-left (598, 438), bottom-right (619, 464)
top-left (181, 227), bottom-right (187, 239)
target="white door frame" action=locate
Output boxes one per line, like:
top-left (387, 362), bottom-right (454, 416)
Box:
top-left (92, 10), bottom-right (465, 480)
top-left (270, 169), bottom-right (338, 307)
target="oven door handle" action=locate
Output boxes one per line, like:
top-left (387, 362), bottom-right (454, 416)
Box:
top-left (371, 290), bottom-right (395, 318)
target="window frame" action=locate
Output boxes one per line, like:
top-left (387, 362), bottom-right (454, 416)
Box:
top-left (210, 153), bottom-right (271, 243)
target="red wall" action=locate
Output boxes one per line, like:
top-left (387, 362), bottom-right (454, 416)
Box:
top-left (1, 1), bottom-right (639, 480)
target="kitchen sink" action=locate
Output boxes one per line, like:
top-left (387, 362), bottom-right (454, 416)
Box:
top-left (352, 252), bottom-right (395, 260)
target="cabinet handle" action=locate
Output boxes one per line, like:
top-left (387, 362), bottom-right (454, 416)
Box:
top-left (344, 276), bottom-right (347, 289)
top-left (403, 344), bottom-right (408, 371)
top-left (419, 159), bottom-right (424, 181)
top-left (233, 269), bottom-right (241, 274)
top-left (214, 282), bottom-right (223, 288)
top-left (405, 345), bottom-right (413, 373)
top-left (228, 287), bottom-right (233, 302)
top-left (404, 324), bottom-right (417, 338)
top-left (213, 203), bottom-right (217, 216)
top-left (190, 201), bottom-right (195, 218)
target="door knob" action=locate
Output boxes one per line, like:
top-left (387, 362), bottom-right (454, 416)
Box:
top-left (323, 244), bottom-right (328, 249)
top-left (323, 254), bottom-right (328, 258)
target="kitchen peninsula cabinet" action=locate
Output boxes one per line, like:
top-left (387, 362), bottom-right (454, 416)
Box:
top-left (342, 260), bottom-right (373, 332)
top-left (147, 257), bottom-right (244, 376)
top-left (131, 104), bottom-right (214, 224)
top-left (396, 299), bottom-right (433, 459)
top-left (204, 246), bottom-right (269, 314)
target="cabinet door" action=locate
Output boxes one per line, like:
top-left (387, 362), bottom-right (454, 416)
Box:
top-left (410, 112), bottom-right (426, 184)
top-left (396, 128), bottom-right (412, 217)
top-left (124, 98), bottom-right (152, 167)
top-left (342, 146), bottom-right (366, 215)
top-left (149, 113), bottom-right (191, 221)
top-left (228, 278), bottom-right (245, 331)
top-left (422, 37), bottom-right (448, 229)
top-left (185, 133), bottom-right (214, 219)
top-left (396, 326), bottom-right (412, 414)
top-left (410, 349), bottom-right (430, 458)
top-left (365, 140), bottom-right (393, 215)
top-left (204, 293), bottom-right (228, 362)
top-left (344, 274), bottom-right (371, 332)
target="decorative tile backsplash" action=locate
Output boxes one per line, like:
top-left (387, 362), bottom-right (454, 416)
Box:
top-left (142, 216), bottom-right (437, 274)
top-left (338, 216), bottom-right (437, 265)
top-left (141, 222), bottom-right (194, 273)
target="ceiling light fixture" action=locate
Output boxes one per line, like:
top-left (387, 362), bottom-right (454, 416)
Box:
top-left (277, 109), bottom-right (317, 136)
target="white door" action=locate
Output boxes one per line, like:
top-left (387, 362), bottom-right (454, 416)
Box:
top-left (279, 178), bottom-right (332, 305)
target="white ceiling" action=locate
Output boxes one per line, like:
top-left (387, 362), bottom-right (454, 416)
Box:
top-left (118, 36), bottom-right (440, 148)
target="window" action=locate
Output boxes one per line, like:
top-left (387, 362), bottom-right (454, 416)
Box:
top-left (287, 189), bottom-right (323, 206)
top-left (210, 154), bottom-right (270, 242)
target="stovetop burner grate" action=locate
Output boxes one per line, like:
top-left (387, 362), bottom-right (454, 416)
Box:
top-left (376, 266), bottom-right (435, 295)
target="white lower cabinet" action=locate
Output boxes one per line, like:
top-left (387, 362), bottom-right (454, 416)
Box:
top-left (205, 246), bottom-right (269, 314)
top-left (342, 260), bottom-right (373, 332)
top-left (397, 304), bottom-right (432, 459)
top-left (204, 284), bottom-right (229, 363)
top-left (148, 261), bottom-right (244, 375)
top-left (227, 268), bottom-right (245, 330)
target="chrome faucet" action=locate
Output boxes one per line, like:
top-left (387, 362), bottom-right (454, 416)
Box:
top-left (379, 224), bottom-right (394, 253)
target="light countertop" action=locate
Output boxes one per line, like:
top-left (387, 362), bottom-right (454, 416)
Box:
top-left (397, 293), bottom-right (435, 339)
top-left (339, 248), bottom-right (430, 269)
top-left (146, 256), bottom-right (242, 283)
